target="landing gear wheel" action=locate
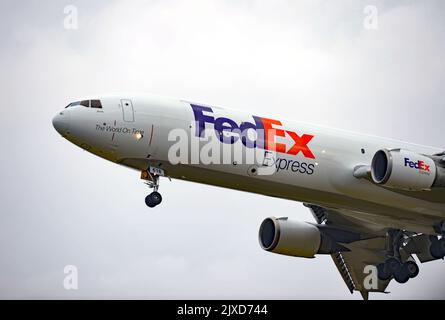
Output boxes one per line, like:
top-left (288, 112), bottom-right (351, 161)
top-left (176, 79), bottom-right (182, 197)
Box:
top-left (377, 263), bottom-right (391, 281)
top-left (405, 261), bottom-right (419, 279)
top-left (386, 257), bottom-right (401, 275)
top-left (439, 238), bottom-right (445, 256)
top-left (393, 264), bottom-right (410, 284)
top-left (145, 192), bottom-right (162, 208)
top-left (145, 194), bottom-right (156, 208)
top-left (430, 238), bottom-right (445, 259)
top-left (150, 191), bottom-right (162, 206)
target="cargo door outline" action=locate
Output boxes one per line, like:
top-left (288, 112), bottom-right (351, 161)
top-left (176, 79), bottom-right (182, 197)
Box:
top-left (121, 99), bottom-right (135, 122)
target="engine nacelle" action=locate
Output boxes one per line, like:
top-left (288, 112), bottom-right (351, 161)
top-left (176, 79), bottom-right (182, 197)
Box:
top-left (370, 149), bottom-right (445, 191)
top-left (259, 217), bottom-right (327, 258)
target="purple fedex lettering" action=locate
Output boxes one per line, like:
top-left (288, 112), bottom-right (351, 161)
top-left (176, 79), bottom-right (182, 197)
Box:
top-left (191, 104), bottom-right (214, 138)
top-left (214, 117), bottom-right (239, 144)
top-left (191, 104), bottom-right (265, 148)
top-left (404, 157), bottom-right (412, 167)
top-left (241, 118), bottom-right (265, 149)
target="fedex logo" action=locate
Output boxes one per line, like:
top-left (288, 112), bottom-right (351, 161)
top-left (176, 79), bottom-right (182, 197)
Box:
top-left (191, 104), bottom-right (315, 159)
top-left (404, 158), bottom-right (430, 173)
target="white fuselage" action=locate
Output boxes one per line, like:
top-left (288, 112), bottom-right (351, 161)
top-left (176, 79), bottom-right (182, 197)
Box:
top-left (53, 94), bottom-right (445, 235)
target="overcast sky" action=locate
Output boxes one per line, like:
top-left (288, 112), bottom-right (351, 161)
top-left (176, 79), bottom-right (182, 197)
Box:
top-left (0, 0), bottom-right (444, 299)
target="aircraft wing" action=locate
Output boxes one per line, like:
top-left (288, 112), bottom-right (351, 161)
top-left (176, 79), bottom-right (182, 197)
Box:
top-left (304, 204), bottom-right (418, 299)
top-left (330, 238), bottom-right (390, 300)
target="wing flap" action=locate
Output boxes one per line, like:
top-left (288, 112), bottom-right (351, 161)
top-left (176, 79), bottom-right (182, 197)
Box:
top-left (305, 204), bottom-right (391, 298)
top-left (340, 237), bottom-right (391, 294)
top-left (331, 252), bottom-right (355, 294)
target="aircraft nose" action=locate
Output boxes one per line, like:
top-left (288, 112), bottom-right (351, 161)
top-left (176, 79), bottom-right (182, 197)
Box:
top-left (52, 110), bottom-right (70, 136)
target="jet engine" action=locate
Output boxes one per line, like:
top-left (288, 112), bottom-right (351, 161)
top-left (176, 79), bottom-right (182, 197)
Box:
top-left (258, 217), bottom-right (339, 258)
top-left (370, 149), bottom-right (445, 191)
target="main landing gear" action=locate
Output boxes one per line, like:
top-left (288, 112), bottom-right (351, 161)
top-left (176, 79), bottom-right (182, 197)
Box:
top-left (377, 258), bottom-right (419, 284)
top-left (141, 168), bottom-right (164, 208)
top-left (429, 222), bottom-right (445, 259)
top-left (377, 230), bottom-right (420, 284)
top-left (429, 236), bottom-right (445, 259)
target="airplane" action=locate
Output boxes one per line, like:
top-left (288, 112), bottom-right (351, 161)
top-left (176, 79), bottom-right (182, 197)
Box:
top-left (52, 94), bottom-right (445, 299)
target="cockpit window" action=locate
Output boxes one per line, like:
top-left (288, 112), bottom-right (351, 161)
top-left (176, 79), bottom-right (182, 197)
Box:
top-left (65, 101), bottom-right (80, 108)
top-left (65, 100), bottom-right (103, 109)
top-left (91, 100), bottom-right (102, 108)
top-left (80, 100), bottom-right (90, 107)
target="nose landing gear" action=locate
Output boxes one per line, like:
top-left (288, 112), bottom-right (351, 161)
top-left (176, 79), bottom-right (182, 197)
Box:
top-left (145, 191), bottom-right (162, 208)
top-left (141, 167), bottom-right (166, 208)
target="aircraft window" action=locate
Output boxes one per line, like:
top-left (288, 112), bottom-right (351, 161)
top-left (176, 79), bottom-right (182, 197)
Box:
top-left (65, 101), bottom-right (80, 108)
top-left (91, 100), bottom-right (102, 108)
top-left (65, 100), bottom-right (102, 108)
top-left (80, 100), bottom-right (90, 107)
